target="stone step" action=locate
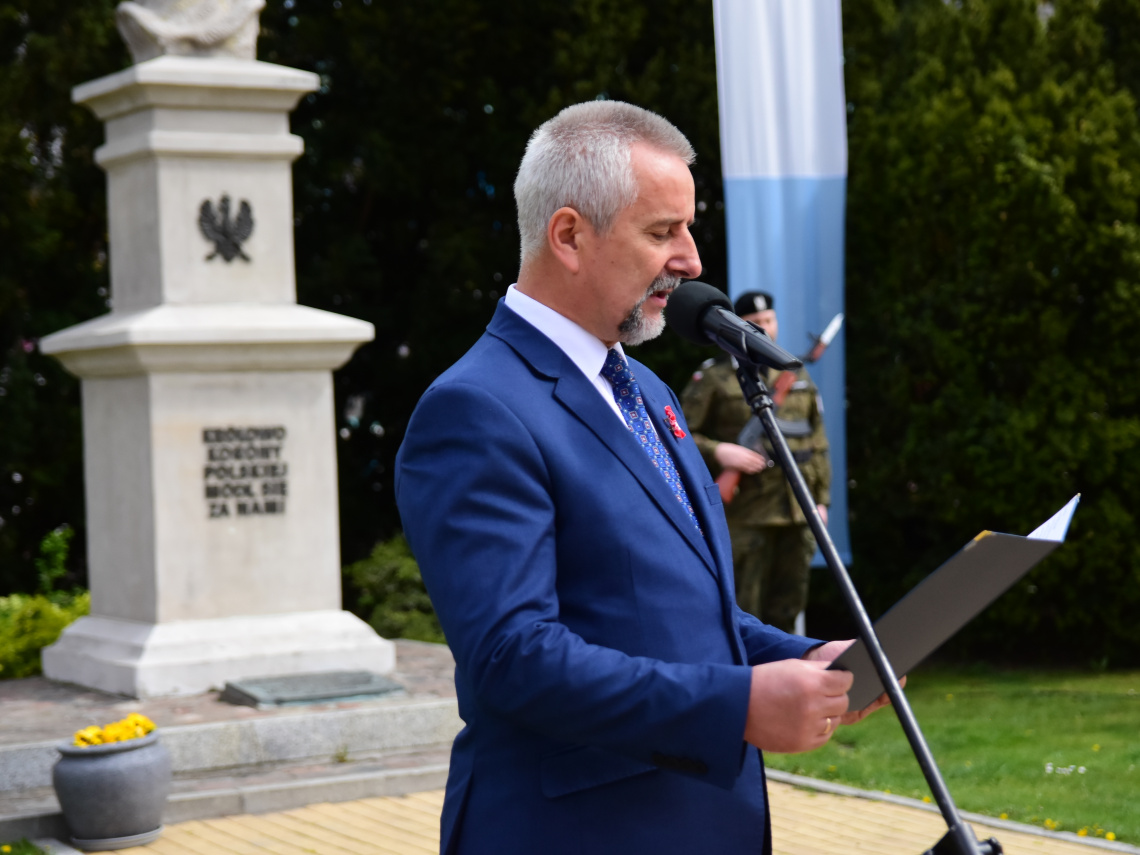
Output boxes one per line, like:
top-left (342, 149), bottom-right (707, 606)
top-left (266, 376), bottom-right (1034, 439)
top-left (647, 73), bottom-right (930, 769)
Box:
top-left (0, 696), bottom-right (461, 795)
top-left (0, 639), bottom-right (461, 843)
top-left (0, 744), bottom-right (453, 842)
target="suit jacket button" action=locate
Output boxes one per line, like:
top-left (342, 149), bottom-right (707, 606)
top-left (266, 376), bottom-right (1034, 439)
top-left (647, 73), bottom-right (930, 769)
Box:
top-left (651, 752), bottom-right (708, 775)
top-left (684, 758), bottom-right (709, 775)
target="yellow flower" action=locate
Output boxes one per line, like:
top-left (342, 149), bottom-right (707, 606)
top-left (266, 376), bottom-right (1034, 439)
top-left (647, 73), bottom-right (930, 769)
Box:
top-left (1107, 832), bottom-right (1116, 841)
top-left (71, 713), bottom-right (158, 747)
top-left (126, 713), bottom-right (157, 736)
top-left (945, 693), bottom-right (954, 701)
top-left (1092, 743), bottom-right (1101, 752)
top-left (3, 844), bottom-right (12, 853)
top-left (999, 813), bottom-right (1008, 820)
top-left (1044, 818), bottom-right (1060, 831)
top-left (827, 765), bottom-right (837, 772)
top-left (73, 725), bottom-right (105, 747)
top-left (1078, 828), bottom-right (1088, 837)
top-left (922, 796), bottom-right (932, 804)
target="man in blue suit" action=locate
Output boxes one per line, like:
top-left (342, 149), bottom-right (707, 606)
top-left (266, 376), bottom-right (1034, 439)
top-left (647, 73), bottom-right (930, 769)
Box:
top-left (396, 101), bottom-right (886, 854)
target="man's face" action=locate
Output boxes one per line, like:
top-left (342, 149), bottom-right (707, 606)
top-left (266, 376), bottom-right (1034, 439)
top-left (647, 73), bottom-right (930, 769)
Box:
top-left (742, 309), bottom-right (778, 343)
top-left (579, 143), bottom-right (701, 346)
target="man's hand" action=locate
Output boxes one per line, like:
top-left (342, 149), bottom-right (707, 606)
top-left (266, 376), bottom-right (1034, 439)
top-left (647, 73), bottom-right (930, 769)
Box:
top-left (802, 640), bottom-right (901, 725)
top-left (714, 442), bottom-right (768, 474)
top-left (744, 659), bottom-right (852, 753)
top-left (742, 641), bottom-right (904, 754)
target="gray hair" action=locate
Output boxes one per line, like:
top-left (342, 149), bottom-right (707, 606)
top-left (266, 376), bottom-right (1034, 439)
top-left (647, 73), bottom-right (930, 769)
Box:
top-left (514, 101), bottom-right (696, 264)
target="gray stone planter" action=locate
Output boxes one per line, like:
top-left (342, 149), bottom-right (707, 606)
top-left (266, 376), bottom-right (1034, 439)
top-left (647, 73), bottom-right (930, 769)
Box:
top-left (52, 732), bottom-right (171, 851)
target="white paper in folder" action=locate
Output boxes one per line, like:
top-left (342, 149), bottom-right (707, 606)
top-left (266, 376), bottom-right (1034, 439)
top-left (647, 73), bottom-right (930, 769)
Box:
top-left (831, 495), bottom-right (1080, 710)
top-left (1027, 494), bottom-right (1080, 541)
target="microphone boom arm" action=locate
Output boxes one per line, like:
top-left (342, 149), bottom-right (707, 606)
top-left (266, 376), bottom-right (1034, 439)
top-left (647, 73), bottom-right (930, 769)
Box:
top-left (732, 363), bottom-right (1000, 855)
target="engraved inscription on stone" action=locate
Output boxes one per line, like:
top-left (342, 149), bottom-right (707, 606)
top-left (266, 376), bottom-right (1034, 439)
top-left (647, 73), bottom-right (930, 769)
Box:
top-left (203, 426), bottom-right (287, 519)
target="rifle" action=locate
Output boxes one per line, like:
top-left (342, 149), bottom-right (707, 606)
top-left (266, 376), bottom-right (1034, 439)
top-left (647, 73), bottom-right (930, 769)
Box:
top-left (715, 312), bottom-right (844, 504)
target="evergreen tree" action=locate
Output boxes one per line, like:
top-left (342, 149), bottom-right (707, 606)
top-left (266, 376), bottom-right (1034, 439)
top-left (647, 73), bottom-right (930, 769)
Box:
top-left (0, 1), bottom-right (126, 592)
top-left (842, 0), bottom-right (1140, 663)
top-left (257, 0), bottom-right (721, 563)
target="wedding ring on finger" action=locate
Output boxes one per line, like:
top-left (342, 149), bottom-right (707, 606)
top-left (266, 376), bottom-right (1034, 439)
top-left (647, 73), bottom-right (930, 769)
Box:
top-left (823, 716), bottom-right (833, 737)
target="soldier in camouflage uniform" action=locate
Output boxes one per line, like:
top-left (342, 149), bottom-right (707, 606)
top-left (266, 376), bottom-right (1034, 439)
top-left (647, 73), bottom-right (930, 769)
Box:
top-left (680, 291), bottom-right (831, 633)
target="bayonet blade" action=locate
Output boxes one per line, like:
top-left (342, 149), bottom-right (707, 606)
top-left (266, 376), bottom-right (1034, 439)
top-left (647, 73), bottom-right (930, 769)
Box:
top-left (819, 312), bottom-right (845, 347)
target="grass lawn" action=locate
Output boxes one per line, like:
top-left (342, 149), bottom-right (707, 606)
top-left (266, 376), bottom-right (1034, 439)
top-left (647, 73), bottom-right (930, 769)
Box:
top-left (765, 665), bottom-right (1140, 844)
top-left (0, 841), bottom-right (46, 854)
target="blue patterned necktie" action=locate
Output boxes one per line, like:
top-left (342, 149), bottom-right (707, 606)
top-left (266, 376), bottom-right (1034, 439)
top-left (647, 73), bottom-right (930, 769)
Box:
top-left (600, 349), bottom-right (703, 533)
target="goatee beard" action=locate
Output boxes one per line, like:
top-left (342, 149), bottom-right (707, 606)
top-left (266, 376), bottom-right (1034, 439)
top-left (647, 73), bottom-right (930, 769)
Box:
top-left (618, 273), bottom-right (681, 346)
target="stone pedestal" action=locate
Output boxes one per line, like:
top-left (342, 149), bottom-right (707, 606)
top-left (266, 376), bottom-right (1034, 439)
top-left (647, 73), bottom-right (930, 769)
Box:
top-left (41, 56), bottom-right (393, 697)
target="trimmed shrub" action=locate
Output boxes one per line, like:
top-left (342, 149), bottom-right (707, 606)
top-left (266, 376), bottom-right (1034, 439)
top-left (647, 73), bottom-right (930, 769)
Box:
top-left (0, 591), bottom-right (89, 679)
top-left (0, 525), bottom-right (89, 679)
top-left (343, 534), bottom-right (445, 644)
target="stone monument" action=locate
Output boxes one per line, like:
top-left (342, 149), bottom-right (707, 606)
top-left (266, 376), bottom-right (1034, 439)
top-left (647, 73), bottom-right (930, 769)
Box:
top-left (40, 0), bottom-right (395, 697)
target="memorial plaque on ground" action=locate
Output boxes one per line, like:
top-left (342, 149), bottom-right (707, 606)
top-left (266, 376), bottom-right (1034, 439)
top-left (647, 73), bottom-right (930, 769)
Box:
top-left (221, 671), bottom-right (403, 708)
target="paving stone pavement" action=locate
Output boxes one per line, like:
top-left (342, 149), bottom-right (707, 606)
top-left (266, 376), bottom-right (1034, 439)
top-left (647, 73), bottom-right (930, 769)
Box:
top-left (53, 782), bottom-right (1130, 855)
top-left (0, 640), bottom-right (460, 843)
top-left (5, 639), bottom-right (1135, 855)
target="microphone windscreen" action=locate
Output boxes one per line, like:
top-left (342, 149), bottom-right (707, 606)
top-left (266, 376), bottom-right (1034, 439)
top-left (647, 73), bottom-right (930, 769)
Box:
top-left (664, 281), bottom-right (732, 344)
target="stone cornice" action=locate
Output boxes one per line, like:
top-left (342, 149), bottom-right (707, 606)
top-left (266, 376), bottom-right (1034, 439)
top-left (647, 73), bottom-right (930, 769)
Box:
top-left (41, 304), bottom-right (375, 376)
top-left (73, 56), bottom-right (319, 118)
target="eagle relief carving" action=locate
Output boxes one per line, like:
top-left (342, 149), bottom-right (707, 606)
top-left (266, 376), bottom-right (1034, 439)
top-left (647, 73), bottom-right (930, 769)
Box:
top-left (199, 194), bottom-right (254, 262)
top-left (116, 0), bottom-right (266, 64)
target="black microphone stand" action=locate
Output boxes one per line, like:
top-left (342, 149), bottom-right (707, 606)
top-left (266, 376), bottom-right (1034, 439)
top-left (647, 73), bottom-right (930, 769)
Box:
top-left (732, 361), bottom-right (1001, 855)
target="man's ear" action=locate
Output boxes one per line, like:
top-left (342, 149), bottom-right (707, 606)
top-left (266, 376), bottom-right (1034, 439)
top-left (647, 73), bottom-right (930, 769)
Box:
top-left (547, 207), bottom-right (587, 274)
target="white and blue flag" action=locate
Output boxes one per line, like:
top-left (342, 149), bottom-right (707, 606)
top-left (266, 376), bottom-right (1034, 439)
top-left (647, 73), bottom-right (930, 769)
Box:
top-left (713, 0), bottom-right (851, 563)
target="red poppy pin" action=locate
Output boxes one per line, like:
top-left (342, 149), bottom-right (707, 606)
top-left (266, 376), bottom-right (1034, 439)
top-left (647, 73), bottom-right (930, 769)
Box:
top-left (663, 405), bottom-right (686, 439)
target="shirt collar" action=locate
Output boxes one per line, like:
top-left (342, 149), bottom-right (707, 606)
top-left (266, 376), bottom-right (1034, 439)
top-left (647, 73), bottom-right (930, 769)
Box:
top-left (504, 284), bottom-right (625, 380)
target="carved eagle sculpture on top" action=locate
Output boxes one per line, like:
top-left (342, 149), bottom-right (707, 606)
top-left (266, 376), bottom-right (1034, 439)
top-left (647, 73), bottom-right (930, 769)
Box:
top-left (199, 194), bottom-right (254, 262)
top-left (116, 0), bottom-right (265, 64)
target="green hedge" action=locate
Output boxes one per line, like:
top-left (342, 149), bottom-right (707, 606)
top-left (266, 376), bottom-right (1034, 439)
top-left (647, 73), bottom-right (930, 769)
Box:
top-left (0, 591), bottom-right (89, 679)
top-left (0, 525), bottom-right (89, 678)
top-left (841, 0), bottom-right (1140, 664)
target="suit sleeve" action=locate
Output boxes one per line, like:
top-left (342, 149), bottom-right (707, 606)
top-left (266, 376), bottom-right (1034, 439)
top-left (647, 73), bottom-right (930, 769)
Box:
top-left (395, 380), bottom-right (755, 790)
top-left (735, 606), bottom-right (821, 665)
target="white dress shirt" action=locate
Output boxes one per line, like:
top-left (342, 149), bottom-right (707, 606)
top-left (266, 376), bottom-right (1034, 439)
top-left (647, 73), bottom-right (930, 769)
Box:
top-left (504, 284), bottom-right (633, 425)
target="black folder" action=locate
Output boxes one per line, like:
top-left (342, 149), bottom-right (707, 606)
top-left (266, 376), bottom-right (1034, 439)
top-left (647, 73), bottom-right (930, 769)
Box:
top-left (831, 496), bottom-right (1079, 710)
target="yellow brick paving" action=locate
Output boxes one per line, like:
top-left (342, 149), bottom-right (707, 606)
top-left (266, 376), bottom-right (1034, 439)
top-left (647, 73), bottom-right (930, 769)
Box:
top-left (768, 784), bottom-right (1111, 855)
top-left (110, 785), bottom-right (1113, 855)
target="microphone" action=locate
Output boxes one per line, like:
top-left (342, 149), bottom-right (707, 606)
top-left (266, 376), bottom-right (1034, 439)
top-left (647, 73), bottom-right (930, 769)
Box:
top-left (664, 281), bottom-right (803, 371)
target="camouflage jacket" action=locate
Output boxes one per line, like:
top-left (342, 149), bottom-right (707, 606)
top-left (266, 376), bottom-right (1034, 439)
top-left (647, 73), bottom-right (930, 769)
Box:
top-left (680, 357), bottom-right (831, 526)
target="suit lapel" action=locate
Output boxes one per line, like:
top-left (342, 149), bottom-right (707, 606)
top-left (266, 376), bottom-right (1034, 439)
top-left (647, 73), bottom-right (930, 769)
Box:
top-left (555, 371), bottom-right (719, 577)
top-left (487, 304), bottom-right (719, 580)
top-left (639, 381), bottom-right (732, 581)
top-left (640, 381), bottom-right (745, 661)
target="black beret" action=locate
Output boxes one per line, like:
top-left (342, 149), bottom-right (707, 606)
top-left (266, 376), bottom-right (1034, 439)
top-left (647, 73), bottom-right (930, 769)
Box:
top-left (733, 291), bottom-right (775, 316)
